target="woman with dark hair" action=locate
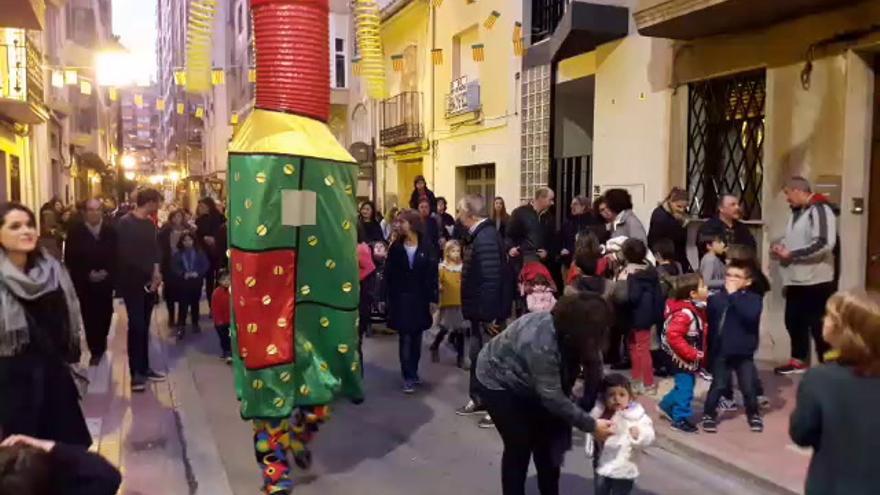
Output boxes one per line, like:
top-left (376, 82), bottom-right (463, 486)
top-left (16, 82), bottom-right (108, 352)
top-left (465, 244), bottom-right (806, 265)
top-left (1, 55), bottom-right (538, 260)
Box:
top-left (158, 209), bottom-right (189, 326)
top-left (0, 202), bottom-right (91, 447)
top-left (560, 195), bottom-right (601, 278)
top-left (490, 197), bottom-right (510, 239)
top-left (603, 188), bottom-right (647, 244)
top-left (648, 187), bottom-right (692, 272)
top-left (358, 201), bottom-right (385, 244)
top-left (195, 197), bottom-right (226, 302)
top-left (475, 293), bottom-right (615, 495)
top-left (408, 175), bottom-right (437, 213)
top-left (435, 197), bottom-right (456, 241)
top-left (384, 209), bottom-right (438, 393)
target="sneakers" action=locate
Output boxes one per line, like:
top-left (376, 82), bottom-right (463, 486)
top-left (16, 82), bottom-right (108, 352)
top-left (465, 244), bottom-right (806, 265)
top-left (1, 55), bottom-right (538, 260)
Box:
top-left (718, 397), bottom-right (739, 413)
top-left (456, 400), bottom-right (486, 416)
top-left (748, 415), bottom-right (764, 432)
top-left (670, 419), bottom-right (699, 434)
top-left (758, 395), bottom-right (771, 409)
top-left (774, 359), bottom-right (808, 375)
top-left (146, 369), bottom-right (167, 382)
top-left (477, 414), bottom-right (495, 429)
top-left (131, 376), bottom-right (147, 393)
top-left (402, 382), bottom-right (416, 394)
top-left (701, 415), bottom-right (718, 433)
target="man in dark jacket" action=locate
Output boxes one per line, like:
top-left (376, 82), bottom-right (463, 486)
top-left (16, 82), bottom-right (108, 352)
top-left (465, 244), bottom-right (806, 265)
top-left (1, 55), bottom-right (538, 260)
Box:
top-left (455, 194), bottom-right (510, 428)
top-left (64, 199), bottom-right (117, 366)
top-left (506, 187), bottom-right (555, 264)
top-left (696, 194), bottom-right (756, 260)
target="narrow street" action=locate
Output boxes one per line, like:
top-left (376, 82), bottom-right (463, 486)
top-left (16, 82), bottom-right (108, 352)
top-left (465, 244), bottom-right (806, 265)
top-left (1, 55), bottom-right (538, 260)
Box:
top-left (129, 306), bottom-right (782, 495)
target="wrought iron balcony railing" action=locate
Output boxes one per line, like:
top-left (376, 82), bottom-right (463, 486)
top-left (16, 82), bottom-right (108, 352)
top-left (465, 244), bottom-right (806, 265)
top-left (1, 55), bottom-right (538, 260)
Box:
top-left (531, 0), bottom-right (569, 44)
top-left (380, 91), bottom-right (423, 148)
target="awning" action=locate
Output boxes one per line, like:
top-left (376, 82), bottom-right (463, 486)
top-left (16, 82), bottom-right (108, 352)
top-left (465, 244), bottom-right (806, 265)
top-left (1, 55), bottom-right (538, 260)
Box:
top-left (524, 2), bottom-right (629, 69)
top-left (0, 0), bottom-right (45, 30)
top-left (634, 0), bottom-right (860, 40)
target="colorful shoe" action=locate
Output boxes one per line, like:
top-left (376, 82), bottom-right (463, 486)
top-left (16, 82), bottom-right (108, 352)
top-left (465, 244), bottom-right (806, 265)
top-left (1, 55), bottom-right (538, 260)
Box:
top-left (701, 415), bottom-right (718, 433)
top-left (670, 420), bottom-right (699, 434)
top-left (774, 359), bottom-right (808, 375)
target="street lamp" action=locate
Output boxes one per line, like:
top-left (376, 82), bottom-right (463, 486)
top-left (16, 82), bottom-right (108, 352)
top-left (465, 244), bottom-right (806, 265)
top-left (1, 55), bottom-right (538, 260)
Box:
top-left (124, 171), bottom-right (136, 181)
top-left (121, 154), bottom-right (136, 170)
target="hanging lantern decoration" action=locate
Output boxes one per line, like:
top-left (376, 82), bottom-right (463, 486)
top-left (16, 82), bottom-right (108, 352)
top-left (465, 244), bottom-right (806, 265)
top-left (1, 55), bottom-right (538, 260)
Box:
top-left (156, 98), bottom-right (166, 111)
top-left (391, 54), bottom-right (404, 72)
top-left (108, 87), bottom-right (118, 102)
top-left (79, 80), bottom-right (92, 96)
top-left (354, 0), bottom-right (386, 99)
top-left (195, 105), bottom-right (205, 119)
top-left (176, 102), bottom-right (186, 115)
top-left (174, 70), bottom-right (187, 86)
top-left (483, 11), bottom-right (500, 30)
top-left (211, 68), bottom-right (226, 86)
top-left (432, 49), bottom-right (443, 66)
top-left (472, 43), bottom-right (485, 62)
top-left (64, 69), bottom-right (78, 86)
top-left (185, 0), bottom-right (217, 93)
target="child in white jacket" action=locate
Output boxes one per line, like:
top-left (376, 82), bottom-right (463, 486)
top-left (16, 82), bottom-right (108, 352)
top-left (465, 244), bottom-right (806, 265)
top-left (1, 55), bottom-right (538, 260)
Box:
top-left (585, 373), bottom-right (655, 495)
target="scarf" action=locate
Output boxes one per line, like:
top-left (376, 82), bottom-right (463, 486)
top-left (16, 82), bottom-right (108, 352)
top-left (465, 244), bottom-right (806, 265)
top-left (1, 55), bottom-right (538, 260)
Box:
top-left (0, 249), bottom-right (83, 357)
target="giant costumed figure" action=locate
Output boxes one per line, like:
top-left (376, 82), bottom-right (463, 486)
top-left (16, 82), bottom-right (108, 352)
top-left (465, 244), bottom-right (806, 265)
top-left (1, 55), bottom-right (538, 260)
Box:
top-left (226, 1), bottom-right (363, 493)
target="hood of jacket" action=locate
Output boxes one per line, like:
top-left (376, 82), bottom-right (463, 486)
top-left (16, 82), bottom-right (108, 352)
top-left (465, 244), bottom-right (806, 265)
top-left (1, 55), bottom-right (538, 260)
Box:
top-left (665, 298), bottom-right (699, 318)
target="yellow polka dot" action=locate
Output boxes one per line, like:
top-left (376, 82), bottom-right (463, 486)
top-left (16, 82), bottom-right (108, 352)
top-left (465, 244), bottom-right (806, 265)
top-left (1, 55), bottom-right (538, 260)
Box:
top-left (342, 219), bottom-right (351, 230)
top-left (266, 344), bottom-right (278, 356)
top-left (351, 361), bottom-right (359, 372)
top-left (245, 277), bottom-right (256, 288)
top-left (280, 371), bottom-right (291, 382)
top-left (234, 217), bottom-right (242, 226)
top-left (255, 172), bottom-right (267, 183)
top-left (303, 341), bottom-right (314, 352)
top-left (234, 172), bottom-right (240, 182)
top-left (276, 317), bottom-right (287, 327)
top-left (300, 285), bottom-right (311, 296)
top-left (325, 259), bottom-right (336, 270)
top-left (246, 323), bottom-right (258, 334)
top-left (319, 362), bottom-right (329, 372)
top-left (319, 317), bottom-right (330, 328)
top-left (274, 397), bottom-right (285, 408)
top-left (307, 235), bottom-right (318, 247)
top-left (299, 384), bottom-right (310, 396)
top-left (283, 163), bottom-right (295, 175)
top-left (338, 344), bottom-right (349, 354)
top-left (252, 379), bottom-right (264, 390)
top-left (344, 184), bottom-right (353, 195)
top-left (324, 175), bottom-right (335, 187)
top-left (262, 295), bottom-right (272, 306)
top-left (342, 282), bottom-right (353, 293)
top-left (273, 265), bottom-right (284, 275)
top-left (256, 224), bottom-right (268, 236)
top-left (244, 198), bottom-right (253, 209)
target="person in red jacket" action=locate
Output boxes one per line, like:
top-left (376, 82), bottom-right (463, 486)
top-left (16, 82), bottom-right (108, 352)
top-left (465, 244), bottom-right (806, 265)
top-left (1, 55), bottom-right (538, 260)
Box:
top-left (658, 273), bottom-right (708, 433)
top-left (211, 270), bottom-right (232, 364)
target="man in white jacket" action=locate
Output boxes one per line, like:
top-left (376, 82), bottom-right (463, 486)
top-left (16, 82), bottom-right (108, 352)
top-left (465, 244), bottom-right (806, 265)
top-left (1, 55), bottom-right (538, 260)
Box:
top-left (771, 177), bottom-right (838, 375)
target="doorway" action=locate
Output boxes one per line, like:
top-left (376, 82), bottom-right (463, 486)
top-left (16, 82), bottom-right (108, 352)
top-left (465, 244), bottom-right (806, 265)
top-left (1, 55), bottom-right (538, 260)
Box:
top-left (396, 159), bottom-right (424, 208)
top-left (868, 57), bottom-right (880, 289)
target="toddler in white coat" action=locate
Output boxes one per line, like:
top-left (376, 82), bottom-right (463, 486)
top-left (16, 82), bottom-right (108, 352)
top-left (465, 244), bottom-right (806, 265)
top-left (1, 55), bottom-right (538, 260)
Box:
top-left (585, 373), bottom-right (655, 495)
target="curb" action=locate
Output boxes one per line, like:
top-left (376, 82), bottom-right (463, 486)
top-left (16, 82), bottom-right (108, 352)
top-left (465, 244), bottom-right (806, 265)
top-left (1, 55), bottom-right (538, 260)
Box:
top-left (653, 430), bottom-right (801, 495)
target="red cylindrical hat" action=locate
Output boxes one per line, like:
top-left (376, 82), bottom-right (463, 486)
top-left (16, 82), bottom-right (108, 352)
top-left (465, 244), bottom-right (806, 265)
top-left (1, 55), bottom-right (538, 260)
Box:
top-left (251, 0), bottom-right (330, 122)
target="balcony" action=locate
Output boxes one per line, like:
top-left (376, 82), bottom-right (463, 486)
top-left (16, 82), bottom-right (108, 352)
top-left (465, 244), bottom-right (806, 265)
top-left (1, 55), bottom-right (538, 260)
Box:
top-left (525, 1), bottom-right (629, 68)
top-left (0, 33), bottom-right (49, 125)
top-left (380, 92), bottom-right (423, 148)
top-left (0, 0), bottom-right (46, 30)
top-left (531, 0), bottom-right (569, 45)
top-left (634, 0), bottom-right (861, 40)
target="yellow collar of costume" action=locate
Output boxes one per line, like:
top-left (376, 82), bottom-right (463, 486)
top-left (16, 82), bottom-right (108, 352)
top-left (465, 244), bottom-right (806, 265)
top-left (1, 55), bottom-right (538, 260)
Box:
top-left (823, 349), bottom-right (841, 362)
top-left (230, 109), bottom-right (355, 163)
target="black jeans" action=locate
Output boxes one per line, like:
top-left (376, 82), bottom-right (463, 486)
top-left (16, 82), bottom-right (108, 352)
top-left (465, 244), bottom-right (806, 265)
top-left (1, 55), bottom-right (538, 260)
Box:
top-left (703, 355), bottom-right (759, 419)
top-left (479, 383), bottom-right (561, 495)
top-left (785, 283), bottom-right (834, 363)
top-left (468, 320), bottom-right (491, 407)
top-left (79, 286), bottom-right (114, 359)
top-left (177, 285), bottom-right (201, 329)
top-left (596, 477), bottom-right (634, 495)
top-left (215, 324), bottom-right (231, 354)
top-left (121, 288), bottom-right (155, 378)
top-left (398, 331), bottom-right (422, 382)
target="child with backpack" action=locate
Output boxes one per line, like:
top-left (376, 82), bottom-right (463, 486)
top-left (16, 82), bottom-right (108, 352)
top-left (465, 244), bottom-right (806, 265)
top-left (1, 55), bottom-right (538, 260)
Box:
top-left (658, 273), bottom-right (709, 433)
top-left (617, 239), bottom-right (665, 395)
top-left (701, 259), bottom-right (765, 433)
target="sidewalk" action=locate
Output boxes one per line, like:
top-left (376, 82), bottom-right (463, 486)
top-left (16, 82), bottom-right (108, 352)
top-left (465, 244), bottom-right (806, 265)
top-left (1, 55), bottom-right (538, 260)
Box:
top-left (639, 363), bottom-right (810, 495)
top-left (80, 301), bottom-right (233, 495)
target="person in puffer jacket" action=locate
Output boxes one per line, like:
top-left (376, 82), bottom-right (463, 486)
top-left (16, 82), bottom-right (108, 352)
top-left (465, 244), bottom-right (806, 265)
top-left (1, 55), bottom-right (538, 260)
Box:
top-left (585, 373), bottom-right (655, 495)
top-left (658, 273), bottom-right (709, 434)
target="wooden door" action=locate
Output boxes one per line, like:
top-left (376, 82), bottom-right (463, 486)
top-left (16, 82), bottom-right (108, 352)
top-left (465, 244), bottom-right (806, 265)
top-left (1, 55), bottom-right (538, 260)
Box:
top-left (396, 159), bottom-right (423, 207)
top-left (867, 58), bottom-right (880, 290)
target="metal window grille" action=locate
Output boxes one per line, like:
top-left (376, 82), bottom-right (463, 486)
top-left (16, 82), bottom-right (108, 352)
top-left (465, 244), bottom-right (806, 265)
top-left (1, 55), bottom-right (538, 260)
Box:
top-left (687, 70), bottom-right (765, 220)
top-left (463, 164), bottom-right (496, 203)
top-left (553, 155), bottom-right (591, 227)
top-left (531, 0), bottom-right (569, 44)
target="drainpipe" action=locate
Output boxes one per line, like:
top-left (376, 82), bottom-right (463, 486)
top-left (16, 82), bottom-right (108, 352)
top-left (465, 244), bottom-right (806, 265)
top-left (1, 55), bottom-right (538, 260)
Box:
top-left (430, 0), bottom-right (436, 187)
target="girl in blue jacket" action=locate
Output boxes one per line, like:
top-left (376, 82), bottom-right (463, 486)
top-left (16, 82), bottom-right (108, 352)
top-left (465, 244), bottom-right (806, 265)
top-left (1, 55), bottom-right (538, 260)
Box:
top-left (172, 231), bottom-right (210, 339)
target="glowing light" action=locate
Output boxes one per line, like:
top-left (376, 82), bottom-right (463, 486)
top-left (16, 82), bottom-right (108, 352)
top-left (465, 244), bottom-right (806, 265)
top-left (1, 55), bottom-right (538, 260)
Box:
top-left (121, 155), bottom-right (136, 170)
top-left (168, 171), bottom-right (181, 182)
top-left (124, 171), bottom-right (136, 181)
top-left (149, 174), bottom-right (165, 185)
top-left (96, 51), bottom-right (139, 87)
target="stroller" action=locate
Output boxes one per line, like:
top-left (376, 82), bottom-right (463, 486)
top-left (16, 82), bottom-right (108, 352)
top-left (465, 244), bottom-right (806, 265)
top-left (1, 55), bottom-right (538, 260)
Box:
top-left (518, 261), bottom-right (558, 313)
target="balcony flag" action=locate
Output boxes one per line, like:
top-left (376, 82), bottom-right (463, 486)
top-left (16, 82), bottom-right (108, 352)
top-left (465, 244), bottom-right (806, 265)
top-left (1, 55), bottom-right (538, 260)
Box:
top-left (108, 87), bottom-right (118, 102)
top-left (484, 11), bottom-right (500, 29)
top-left (177, 103), bottom-right (185, 115)
top-left (432, 49), bottom-right (443, 66)
top-left (212, 68), bottom-right (226, 86)
top-left (134, 94), bottom-right (144, 109)
top-left (472, 44), bottom-right (485, 62)
top-left (514, 37), bottom-right (524, 56)
top-left (513, 21), bottom-right (522, 41)
top-left (230, 112), bottom-right (240, 125)
top-left (51, 70), bottom-right (64, 89)
top-left (352, 57), bottom-right (362, 76)
top-left (156, 98), bottom-right (166, 111)
top-left (431, 0), bottom-right (442, 7)
top-left (64, 70), bottom-right (78, 86)
top-left (391, 54), bottom-right (404, 72)
top-left (175, 70), bottom-right (187, 86)
top-left (80, 80), bottom-right (92, 96)
top-left (195, 105), bottom-right (205, 119)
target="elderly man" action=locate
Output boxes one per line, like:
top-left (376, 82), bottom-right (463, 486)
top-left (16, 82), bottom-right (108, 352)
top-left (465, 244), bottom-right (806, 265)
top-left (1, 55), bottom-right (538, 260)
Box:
top-left (772, 177), bottom-right (838, 375)
top-left (696, 194), bottom-right (757, 260)
top-left (506, 187), bottom-right (555, 263)
top-left (64, 199), bottom-right (118, 366)
top-left (455, 194), bottom-right (510, 429)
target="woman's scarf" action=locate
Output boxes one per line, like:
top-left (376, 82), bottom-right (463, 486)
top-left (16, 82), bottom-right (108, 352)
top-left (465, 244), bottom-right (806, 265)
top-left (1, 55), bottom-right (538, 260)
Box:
top-left (0, 249), bottom-right (83, 357)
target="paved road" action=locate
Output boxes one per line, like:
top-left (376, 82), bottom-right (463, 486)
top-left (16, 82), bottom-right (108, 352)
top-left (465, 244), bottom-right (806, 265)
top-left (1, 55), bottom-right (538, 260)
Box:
top-left (173, 326), bottom-right (778, 495)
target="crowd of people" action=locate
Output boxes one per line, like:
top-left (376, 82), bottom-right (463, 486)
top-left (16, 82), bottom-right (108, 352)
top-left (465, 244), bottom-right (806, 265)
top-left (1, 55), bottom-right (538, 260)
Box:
top-left (0, 171), bottom-right (877, 494)
top-left (357, 175), bottom-right (880, 495)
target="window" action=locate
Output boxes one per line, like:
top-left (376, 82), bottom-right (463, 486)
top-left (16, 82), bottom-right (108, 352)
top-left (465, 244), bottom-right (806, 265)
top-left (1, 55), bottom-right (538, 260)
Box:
top-left (452, 25), bottom-right (479, 82)
top-left (462, 164), bottom-right (496, 202)
top-left (237, 3), bottom-right (244, 34)
top-left (334, 37), bottom-right (346, 89)
top-left (9, 156), bottom-right (20, 203)
top-left (687, 70), bottom-right (765, 220)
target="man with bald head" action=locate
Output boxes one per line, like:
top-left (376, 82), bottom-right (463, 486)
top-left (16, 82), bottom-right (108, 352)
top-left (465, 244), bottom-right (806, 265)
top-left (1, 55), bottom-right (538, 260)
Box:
top-left (696, 194), bottom-right (757, 260)
top-left (65, 198), bottom-right (118, 366)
